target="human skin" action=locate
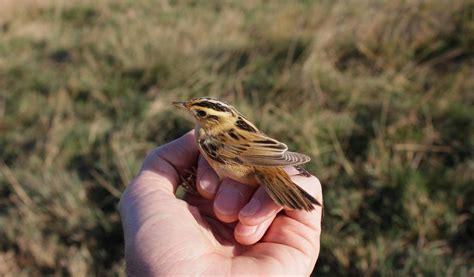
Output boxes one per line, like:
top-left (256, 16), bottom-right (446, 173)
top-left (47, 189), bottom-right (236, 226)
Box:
top-left (119, 131), bottom-right (323, 276)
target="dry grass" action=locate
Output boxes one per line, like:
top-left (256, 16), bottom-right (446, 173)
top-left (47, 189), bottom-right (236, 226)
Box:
top-left (0, 0), bottom-right (473, 275)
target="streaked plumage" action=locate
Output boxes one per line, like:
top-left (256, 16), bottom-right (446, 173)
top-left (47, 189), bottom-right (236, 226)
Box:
top-left (173, 97), bottom-right (321, 211)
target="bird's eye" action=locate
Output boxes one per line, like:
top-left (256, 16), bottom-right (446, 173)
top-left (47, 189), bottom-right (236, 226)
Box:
top-left (196, 110), bottom-right (207, 118)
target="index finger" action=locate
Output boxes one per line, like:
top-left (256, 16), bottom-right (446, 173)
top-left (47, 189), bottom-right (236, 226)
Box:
top-left (131, 130), bottom-right (199, 196)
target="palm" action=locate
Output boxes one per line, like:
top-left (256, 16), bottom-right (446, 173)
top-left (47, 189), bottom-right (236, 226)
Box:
top-left (135, 196), bottom-right (315, 275)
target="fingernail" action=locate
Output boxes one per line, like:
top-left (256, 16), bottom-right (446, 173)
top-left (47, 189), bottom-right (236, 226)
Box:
top-left (235, 224), bottom-right (258, 236)
top-left (200, 169), bottom-right (218, 194)
top-left (240, 199), bottom-right (261, 217)
top-left (200, 178), bottom-right (216, 194)
top-left (283, 166), bottom-right (300, 176)
top-left (214, 187), bottom-right (244, 215)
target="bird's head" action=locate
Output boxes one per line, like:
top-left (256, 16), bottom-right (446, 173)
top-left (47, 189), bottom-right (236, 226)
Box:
top-left (173, 97), bottom-right (238, 131)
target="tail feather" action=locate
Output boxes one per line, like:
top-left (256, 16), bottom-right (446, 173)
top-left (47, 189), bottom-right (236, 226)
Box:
top-left (255, 167), bottom-right (321, 211)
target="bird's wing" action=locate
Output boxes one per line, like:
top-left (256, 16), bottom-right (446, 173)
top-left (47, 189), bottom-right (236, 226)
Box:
top-left (210, 131), bottom-right (311, 167)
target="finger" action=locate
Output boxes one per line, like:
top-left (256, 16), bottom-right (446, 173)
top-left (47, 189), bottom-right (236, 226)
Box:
top-left (132, 130), bottom-right (199, 196)
top-left (119, 130), bottom-right (199, 226)
top-left (283, 165), bottom-right (314, 177)
top-left (234, 214), bottom-right (276, 245)
top-left (284, 175), bottom-right (323, 231)
top-left (238, 167), bottom-right (310, 226)
top-left (213, 178), bottom-right (256, 223)
top-left (196, 155), bottom-right (219, 199)
top-left (283, 165), bottom-right (300, 176)
top-left (184, 194), bottom-right (217, 219)
top-left (119, 130), bottom-right (196, 216)
top-left (142, 130), bottom-right (198, 175)
top-left (260, 175), bottom-right (323, 267)
top-left (261, 214), bottom-right (320, 271)
top-left (238, 186), bottom-right (282, 226)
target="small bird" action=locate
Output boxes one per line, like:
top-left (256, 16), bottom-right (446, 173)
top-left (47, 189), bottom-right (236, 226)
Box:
top-left (173, 97), bottom-right (321, 211)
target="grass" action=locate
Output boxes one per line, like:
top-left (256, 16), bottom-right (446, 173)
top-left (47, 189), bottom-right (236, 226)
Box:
top-left (0, 0), bottom-right (473, 275)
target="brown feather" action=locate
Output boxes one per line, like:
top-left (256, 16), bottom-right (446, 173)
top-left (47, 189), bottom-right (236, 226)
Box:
top-left (255, 167), bottom-right (321, 211)
top-left (213, 130), bottom-right (311, 167)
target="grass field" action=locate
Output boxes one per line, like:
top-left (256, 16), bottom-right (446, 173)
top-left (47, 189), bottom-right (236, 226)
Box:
top-left (1, 0), bottom-right (473, 275)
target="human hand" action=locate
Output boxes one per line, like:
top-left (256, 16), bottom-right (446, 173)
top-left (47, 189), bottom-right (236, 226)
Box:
top-left (119, 131), bottom-right (323, 276)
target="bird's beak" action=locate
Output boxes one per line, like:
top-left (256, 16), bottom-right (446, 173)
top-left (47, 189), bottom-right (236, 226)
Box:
top-left (172, 101), bottom-right (188, 109)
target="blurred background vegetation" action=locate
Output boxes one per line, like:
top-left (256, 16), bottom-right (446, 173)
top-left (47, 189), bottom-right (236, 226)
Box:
top-left (0, 0), bottom-right (473, 275)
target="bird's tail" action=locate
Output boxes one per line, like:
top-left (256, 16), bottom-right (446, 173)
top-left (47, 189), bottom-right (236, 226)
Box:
top-left (254, 167), bottom-right (321, 211)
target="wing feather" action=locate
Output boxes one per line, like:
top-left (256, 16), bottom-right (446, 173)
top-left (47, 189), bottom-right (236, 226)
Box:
top-left (211, 131), bottom-right (310, 166)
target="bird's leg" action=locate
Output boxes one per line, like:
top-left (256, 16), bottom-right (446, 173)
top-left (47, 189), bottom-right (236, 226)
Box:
top-left (180, 167), bottom-right (198, 196)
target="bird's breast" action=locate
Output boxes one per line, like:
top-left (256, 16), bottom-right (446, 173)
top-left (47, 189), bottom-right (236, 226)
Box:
top-left (210, 161), bottom-right (259, 186)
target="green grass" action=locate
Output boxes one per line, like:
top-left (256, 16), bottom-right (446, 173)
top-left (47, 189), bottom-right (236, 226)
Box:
top-left (1, 0), bottom-right (473, 275)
